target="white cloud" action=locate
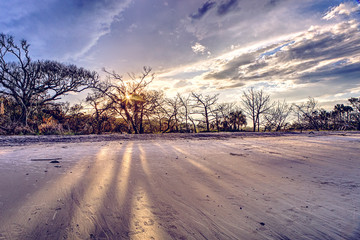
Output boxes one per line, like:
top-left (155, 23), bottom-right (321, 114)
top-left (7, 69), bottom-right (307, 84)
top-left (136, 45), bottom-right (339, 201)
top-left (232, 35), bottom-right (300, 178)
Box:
top-left (191, 42), bottom-right (207, 54)
top-left (323, 2), bottom-right (359, 20)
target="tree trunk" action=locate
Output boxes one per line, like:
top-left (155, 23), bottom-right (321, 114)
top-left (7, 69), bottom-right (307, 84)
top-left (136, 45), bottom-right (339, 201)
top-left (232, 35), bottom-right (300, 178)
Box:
top-left (205, 108), bottom-right (210, 132)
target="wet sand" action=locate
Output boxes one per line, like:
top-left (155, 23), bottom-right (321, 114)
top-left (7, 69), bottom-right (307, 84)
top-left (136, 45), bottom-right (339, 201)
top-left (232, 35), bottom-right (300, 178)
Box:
top-left (0, 132), bottom-right (359, 239)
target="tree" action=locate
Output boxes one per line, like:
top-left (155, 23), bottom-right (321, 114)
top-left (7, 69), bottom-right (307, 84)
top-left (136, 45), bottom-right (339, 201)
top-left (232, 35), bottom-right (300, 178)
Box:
top-left (348, 97), bottom-right (360, 130)
top-left (98, 66), bottom-right (155, 134)
top-left (264, 100), bottom-right (292, 131)
top-left (293, 97), bottom-right (320, 131)
top-left (241, 88), bottom-right (272, 132)
top-left (0, 34), bottom-right (98, 126)
top-left (86, 91), bottom-right (113, 134)
top-left (229, 109), bottom-right (247, 131)
top-left (178, 93), bottom-right (192, 132)
top-left (191, 92), bottom-right (219, 132)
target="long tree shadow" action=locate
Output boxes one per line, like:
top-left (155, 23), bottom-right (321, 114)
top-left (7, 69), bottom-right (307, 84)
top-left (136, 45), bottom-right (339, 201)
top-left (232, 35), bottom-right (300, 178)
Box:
top-left (0, 145), bottom-right (99, 239)
top-left (21, 142), bottom-right (123, 239)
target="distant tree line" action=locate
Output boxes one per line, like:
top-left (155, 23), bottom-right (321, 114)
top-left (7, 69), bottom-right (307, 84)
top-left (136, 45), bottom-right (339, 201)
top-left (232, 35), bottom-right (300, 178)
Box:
top-left (1, 34), bottom-right (359, 135)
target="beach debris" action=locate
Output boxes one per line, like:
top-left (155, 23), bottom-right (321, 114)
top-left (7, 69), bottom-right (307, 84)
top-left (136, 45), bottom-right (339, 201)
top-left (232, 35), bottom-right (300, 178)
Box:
top-left (54, 165), bottom-right (61, 168)
top-left (229, 152), bottom-right (246, 157)
top-left (260, 222), bottom-right (265, 226)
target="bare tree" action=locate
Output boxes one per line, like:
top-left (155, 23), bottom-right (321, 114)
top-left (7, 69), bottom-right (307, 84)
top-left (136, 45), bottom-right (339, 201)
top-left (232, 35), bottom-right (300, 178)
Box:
top-left (264, 100), bottom-right (292, 131)
top-left (216, 102), bottom-right (235, 131)
top-left (178, 93), bottom-right (192, 132)
top-left (241, 88), bottom-right (272, 132)
top-left (293, 97), bottom-right (320, 131)
top-left (139, 90), bottom-right (165, 133)
top-left (0, 34), bottom-right (98, 126)
top-left (86, 91), bottom-right (113, 134)
top-left (191, 92), bottom-right (219, 132)
top-left (98, 66), bottom-right (154, 134)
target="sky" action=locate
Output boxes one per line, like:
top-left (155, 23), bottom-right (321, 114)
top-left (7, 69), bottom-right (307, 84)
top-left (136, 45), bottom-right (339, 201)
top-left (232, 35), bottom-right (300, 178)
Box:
top-left (1, 0), bottom-right (360, 108)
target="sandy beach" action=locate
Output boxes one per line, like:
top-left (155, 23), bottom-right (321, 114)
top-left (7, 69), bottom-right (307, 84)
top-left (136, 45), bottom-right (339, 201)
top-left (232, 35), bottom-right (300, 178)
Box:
top-left (0, 132), bottom-right (359, 239)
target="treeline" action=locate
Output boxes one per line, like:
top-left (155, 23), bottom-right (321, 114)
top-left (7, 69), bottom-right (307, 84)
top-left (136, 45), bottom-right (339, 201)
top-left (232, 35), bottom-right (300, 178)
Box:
top-left (0, 34), bottom-right (359, 135)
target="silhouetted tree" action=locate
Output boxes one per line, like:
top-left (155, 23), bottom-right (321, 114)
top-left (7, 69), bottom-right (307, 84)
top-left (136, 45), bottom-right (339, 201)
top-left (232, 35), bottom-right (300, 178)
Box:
top-left (0, 34), bottom-right (98, 126)
top-left (293, 97), bottom-right (320, 131)
top-left (348, 97), bottom-right (360, 130)
top-left (98, 67), bottom-right (155, 134)
top-left (229, 109), bottom-right (247, 131)
top-left (241, 88), bottom-right (272, 132)
top-left (191, 92), bottom-right (219, 132)
top-left (264, 100), bottom-right (292, 131)
top-left (178, 93), bottom-right (192, 132)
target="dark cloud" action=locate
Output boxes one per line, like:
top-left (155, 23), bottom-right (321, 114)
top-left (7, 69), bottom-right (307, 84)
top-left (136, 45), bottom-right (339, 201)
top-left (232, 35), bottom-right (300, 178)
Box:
top-left (277, 24), bottom-right (360, 62)
top-left (206, 53), bottom-right (256, 80)
top-left (217, 0), bottom-right (239, 16)
top-left (190, 1), bottom-right (216, 20)
top-left (299, 62), bottom-right (360, 84)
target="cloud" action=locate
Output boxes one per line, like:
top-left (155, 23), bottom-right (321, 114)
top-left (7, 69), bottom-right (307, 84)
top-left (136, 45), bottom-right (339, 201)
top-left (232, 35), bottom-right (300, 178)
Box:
top-left (0, 0), bottom-right (132, 61)
top-left (174, 80), bottom-right (192, 88)
top-left (190, 1), bottom-right (216, 20)
top-left (323, 2), bottom-right (359, 20)
top-left (127, 23), bottom-right (138, 32)
top-left (217, 0), bottom-right (239, 16)
top-left (205, 52), bottom-right (256, 80)
top-left (191, 42), bottom-right (207, 54)
top-left (299, 62), bottom-right (360, 84)
top-left (205, 17), bottom-right (360, 86)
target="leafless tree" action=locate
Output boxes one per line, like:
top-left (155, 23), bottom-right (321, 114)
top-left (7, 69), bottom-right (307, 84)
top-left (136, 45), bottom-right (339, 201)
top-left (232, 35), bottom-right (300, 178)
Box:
top-left (191, 92), bottom-right (219, 132)
top-left (139, 90), bottom-right (165, 133)
top-left (178, 93), bottom-right (192, 132)
top-left (86, 91), bottom-right (113, 134)
top-left (0, 34), bottom-right (98, 125)
top-left (264, 100), bottom-right (292, 131)
top-left (241, 88), bottom-right (272, 132)
top-left (293, 97), bottom-right (320, 131)
top-left (98, 66), bottom-right (154, 134)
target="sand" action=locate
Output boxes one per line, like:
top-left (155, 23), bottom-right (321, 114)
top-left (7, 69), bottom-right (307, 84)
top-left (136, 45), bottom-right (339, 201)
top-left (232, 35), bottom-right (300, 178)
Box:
top-left (0, 132), bottom-right (359, 239)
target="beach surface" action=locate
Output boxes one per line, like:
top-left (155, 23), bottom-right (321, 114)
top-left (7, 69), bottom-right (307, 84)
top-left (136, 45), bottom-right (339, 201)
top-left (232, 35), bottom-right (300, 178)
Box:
top-left (0, 132), bottom-right (359, 239)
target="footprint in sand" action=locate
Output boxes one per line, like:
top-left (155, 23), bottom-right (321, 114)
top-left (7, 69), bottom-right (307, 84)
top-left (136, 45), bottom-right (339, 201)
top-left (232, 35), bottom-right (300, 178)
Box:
top-left (144, 219), bottom-right (154, 226)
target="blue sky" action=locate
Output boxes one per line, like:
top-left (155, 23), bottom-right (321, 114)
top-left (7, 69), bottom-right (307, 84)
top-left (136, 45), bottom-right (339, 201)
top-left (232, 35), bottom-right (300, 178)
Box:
top-left (1, 0), bottom-right (359, 108)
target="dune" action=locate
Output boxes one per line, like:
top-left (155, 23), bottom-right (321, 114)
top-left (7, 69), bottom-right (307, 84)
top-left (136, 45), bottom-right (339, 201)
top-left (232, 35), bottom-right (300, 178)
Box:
top-left (0, 132), bottom-right (359, 239)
